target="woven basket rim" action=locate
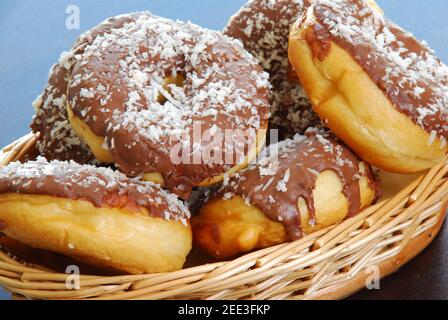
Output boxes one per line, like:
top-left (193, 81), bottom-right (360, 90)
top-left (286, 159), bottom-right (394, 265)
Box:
top-left (0, 133), bottom-right (447, 300)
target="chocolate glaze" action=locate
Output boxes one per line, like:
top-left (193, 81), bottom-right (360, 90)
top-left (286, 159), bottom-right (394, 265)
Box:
top-left (301, 0), bottom-right (448, 143)
top-left (67, 12), bottom-right (270, 199)
top-left (217, 129), bottom-right (380, 240)
top-left (0, 157), bottom-right (190, 224)
top-left (224, 0), bottom-right (322, 135)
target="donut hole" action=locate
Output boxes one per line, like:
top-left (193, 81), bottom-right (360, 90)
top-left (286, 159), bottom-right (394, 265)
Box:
top-left (142, 172), bottom-right (165, 186)
top-left (157, 73), bottom-right (186, 105)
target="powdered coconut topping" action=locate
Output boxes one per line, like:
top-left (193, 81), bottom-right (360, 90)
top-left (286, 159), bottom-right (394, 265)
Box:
top-left (224, 0), bottom-right (321, 134)
top-left (307, 0), bottom-right (448, 144)
top-left (0, 157), bottom-right (190, 225)
top-left (216, 128), bottom-right (380, 240)
top-left (68, 12), bottom-right (270, 198)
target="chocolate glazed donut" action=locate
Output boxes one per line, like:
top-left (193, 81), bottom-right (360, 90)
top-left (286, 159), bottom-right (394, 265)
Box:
top-left (0, 158), bottom-right (192, 274)
top-left (224, 0), bottom-right (321, 136)
top-left (289, 0), bottom-right (448, 173)
top-left (66, 12), bottom-right (271, 199)
top-left (192, 129), bottom-right (380, 258)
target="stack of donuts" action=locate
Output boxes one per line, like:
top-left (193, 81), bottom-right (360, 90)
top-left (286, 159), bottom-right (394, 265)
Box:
top-left (0, 0), bottom-right (447, 273)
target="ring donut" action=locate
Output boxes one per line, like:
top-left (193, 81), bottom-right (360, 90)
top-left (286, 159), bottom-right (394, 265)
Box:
top-left (224, 0), bottom-right (321, 136)
top-left (0, 157), bottom-right (192, 274)
top-left (192, 129), bottom-right (380, 258)
top-left (289, 0), bottom-right (448, 173)
top-left (66, 12), bottom-right (270, 198)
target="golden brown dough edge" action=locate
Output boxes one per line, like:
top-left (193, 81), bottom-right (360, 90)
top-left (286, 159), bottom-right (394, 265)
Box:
top-left (192, 164), bottom-right (377, 259)
top-left (0, 193), bottom-right (192, 274)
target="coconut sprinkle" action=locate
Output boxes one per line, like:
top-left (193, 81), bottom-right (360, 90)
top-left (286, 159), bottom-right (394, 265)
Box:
top-left (0, 157), bottom-right (191, 225)
top-left (308, 0), bottom-right (448, 140)
top-left (224, 0), bottom-right (322, 134)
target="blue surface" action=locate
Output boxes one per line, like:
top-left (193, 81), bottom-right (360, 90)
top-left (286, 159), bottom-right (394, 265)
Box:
top-left (0, 0), bottom-right (447, 300)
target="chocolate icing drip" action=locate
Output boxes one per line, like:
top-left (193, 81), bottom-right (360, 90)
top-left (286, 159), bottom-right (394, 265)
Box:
top-left (67, 12), bottom-right (270, 199)
top-left (303, 0), bottom-right (448, 143)
top-left (0, 158), bottom-right (190, 225)
top-left (218, 130), bottom-right (379, 240)
top-left (224, 0), bottom-right (322, 135)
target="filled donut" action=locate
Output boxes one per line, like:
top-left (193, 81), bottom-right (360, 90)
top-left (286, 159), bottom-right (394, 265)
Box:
top-left (224, 0), bottom-right (321, 136)
top-left (192, 129), bottom-right (380, 258)
top-left (0, 157), bottom-right (192, 274)
top-left (65, 12), bottom-right (270, 199)
top-left (289, 0), bottom-right (448, 173)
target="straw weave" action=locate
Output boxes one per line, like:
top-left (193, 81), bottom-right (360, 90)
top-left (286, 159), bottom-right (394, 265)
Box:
top-left (0, 133), bottom-right (446, 300)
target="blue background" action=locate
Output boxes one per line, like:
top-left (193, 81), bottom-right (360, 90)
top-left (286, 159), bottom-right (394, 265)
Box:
top-left (0, 0), bottom-right (447, 300)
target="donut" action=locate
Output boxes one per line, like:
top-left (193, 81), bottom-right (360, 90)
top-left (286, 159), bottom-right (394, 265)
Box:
top-left (192, 129), bottom-right (380, 258)
top-left (0, 157), bottom-right (192, 274)
top-left (31, 62), bottom-right (95, 164)
top-left (288, 0), bottom-right (448, 173)
top-left (65, 12), bottom-right (270, 199)
top-left (224, 0), bottom-right (321, 135)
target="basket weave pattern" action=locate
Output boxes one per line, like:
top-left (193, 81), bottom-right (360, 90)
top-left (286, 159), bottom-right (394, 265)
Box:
top-left (0, 133), bottom-right (447, 300)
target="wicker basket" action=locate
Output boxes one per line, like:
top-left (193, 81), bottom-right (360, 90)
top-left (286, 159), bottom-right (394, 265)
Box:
top-left (0, 133), bottom-right (446, 300)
